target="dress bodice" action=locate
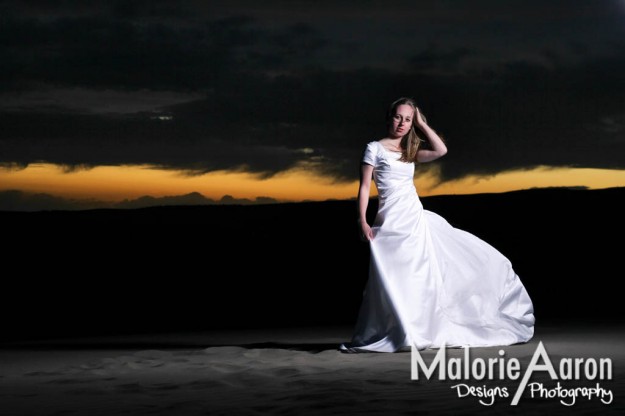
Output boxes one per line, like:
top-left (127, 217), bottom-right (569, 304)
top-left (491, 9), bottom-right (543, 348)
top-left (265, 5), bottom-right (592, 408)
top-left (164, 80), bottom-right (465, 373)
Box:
top-left (362, 140), bottom-right (416, 201)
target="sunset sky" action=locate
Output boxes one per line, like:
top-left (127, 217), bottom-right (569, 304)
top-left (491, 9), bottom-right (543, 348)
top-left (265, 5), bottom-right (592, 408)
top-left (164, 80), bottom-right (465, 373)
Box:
top-left (1, 1), bottom-right (624, 210)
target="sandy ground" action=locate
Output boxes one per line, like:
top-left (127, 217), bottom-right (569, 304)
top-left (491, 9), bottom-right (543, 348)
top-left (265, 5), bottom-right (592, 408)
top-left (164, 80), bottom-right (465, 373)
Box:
top-left (1, 323), bottom-right (624, 416)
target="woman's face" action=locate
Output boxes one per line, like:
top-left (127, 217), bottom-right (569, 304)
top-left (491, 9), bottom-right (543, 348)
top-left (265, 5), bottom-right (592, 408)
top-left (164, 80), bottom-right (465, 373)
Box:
top-left (389, 104), bottom-right (414, 138)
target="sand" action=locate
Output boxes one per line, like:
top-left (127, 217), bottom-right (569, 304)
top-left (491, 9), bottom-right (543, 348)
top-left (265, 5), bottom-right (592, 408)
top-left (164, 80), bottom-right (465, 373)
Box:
top-left (1, 323), bottom-right (624, 415)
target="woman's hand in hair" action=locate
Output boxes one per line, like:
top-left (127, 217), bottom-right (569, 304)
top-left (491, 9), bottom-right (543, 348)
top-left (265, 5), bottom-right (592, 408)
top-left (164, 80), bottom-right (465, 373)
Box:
top-left (414, 107), bottom-right (427, 128)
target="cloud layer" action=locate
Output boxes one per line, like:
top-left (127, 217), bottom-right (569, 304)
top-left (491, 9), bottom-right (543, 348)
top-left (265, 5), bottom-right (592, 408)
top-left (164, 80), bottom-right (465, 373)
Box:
top-left (1, 0), bottom-right (624, 184)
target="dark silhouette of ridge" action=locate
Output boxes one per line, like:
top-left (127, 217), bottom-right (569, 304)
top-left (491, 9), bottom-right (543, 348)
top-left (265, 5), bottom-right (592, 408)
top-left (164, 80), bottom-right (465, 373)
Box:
top-left (2, 187), bottom-right (622, 342)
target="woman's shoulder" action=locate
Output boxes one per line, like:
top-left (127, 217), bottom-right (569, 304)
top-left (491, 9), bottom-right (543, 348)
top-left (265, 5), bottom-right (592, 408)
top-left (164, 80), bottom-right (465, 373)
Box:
top-left (365, 139), bottom-right (384, 149)
top-left (362, 140), bottom-right (383, 165)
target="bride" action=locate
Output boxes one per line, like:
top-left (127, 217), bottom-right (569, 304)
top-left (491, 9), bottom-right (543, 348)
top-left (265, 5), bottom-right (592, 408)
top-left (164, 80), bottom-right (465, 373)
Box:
top-left (340, 97), bottom-right (535, 353)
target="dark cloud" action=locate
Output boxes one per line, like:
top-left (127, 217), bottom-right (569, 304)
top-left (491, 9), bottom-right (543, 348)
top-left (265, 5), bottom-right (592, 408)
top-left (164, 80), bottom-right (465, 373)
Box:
top-left (0, 8), bottom-right (328, 92)
top-left (1, 15), bottom-right (243, 91)
top-left (0, 1), bottom-right (623, 186)
top-left (407, 43), bottom-right (474, 75)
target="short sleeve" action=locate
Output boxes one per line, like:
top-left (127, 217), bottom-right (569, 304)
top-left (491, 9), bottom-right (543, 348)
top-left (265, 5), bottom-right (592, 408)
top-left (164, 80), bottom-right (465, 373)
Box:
top-left (362, 141), bottom-right (378, 166)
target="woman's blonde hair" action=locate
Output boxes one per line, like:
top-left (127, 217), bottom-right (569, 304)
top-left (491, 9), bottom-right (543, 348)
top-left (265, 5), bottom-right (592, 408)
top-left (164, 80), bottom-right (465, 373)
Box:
top-left (386, 97), bottom-right (428, 163)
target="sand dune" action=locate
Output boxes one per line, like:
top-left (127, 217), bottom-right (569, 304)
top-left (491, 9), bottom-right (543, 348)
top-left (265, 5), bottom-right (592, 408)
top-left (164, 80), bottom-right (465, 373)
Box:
top-left (2, 324), bottom-right (624, 415)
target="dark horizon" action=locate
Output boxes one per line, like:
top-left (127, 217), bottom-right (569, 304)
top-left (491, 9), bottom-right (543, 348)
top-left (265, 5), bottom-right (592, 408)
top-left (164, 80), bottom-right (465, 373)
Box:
top-left (1, 184), bottom-right (622, 212)
top-left (3, 186), bottom-right (622, 343)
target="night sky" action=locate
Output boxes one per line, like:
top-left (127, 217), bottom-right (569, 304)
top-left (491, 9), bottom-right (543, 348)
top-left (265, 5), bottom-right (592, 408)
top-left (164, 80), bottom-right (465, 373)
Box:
top-left (1, 0), bottom-right (624, 210)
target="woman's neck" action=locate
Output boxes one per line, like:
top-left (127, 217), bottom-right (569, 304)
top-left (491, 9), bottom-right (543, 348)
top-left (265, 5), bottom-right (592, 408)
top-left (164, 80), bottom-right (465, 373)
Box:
top-left (385, 137), bottom-right (402, 146)
top-left (383, 137), bottom-right (403, 151)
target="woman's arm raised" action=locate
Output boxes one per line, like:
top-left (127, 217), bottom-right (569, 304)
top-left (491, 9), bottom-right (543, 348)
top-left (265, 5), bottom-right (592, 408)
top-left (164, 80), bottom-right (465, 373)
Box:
top-left (415, 107), bottom-right (448, 163)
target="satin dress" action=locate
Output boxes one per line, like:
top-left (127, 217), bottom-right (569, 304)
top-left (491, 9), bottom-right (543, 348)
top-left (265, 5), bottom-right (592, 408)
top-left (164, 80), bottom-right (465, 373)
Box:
top-left (340, 141), bottom-right (535, 352)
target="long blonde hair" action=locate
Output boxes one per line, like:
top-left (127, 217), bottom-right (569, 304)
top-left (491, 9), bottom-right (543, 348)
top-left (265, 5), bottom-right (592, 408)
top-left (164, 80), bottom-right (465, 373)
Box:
top-left (386, 97), bottom-right (428, 163)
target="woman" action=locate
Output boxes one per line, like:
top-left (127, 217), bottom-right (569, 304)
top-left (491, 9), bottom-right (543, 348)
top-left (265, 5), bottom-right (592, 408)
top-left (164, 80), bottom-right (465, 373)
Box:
top-left (340, 97), bottom-right (535, 353)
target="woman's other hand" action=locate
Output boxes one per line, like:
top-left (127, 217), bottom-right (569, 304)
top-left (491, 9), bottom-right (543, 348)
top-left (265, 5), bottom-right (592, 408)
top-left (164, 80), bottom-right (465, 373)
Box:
top-left (359, 221), bottom-right (374, 242)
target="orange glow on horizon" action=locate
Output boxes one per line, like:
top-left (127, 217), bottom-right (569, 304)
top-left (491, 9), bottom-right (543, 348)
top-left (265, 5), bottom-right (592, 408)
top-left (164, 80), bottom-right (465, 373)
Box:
top-left (0, 163), bottom-right (359, 202)
top-left (415, 165), bottom-right (625, 196)
top-left (1, 163), bottom-right (624, 203)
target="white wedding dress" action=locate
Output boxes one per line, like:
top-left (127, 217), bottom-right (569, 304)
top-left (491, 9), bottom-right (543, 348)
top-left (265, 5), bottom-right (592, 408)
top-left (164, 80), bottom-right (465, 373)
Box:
top-left (340, 141), bottom-right (535, 352)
